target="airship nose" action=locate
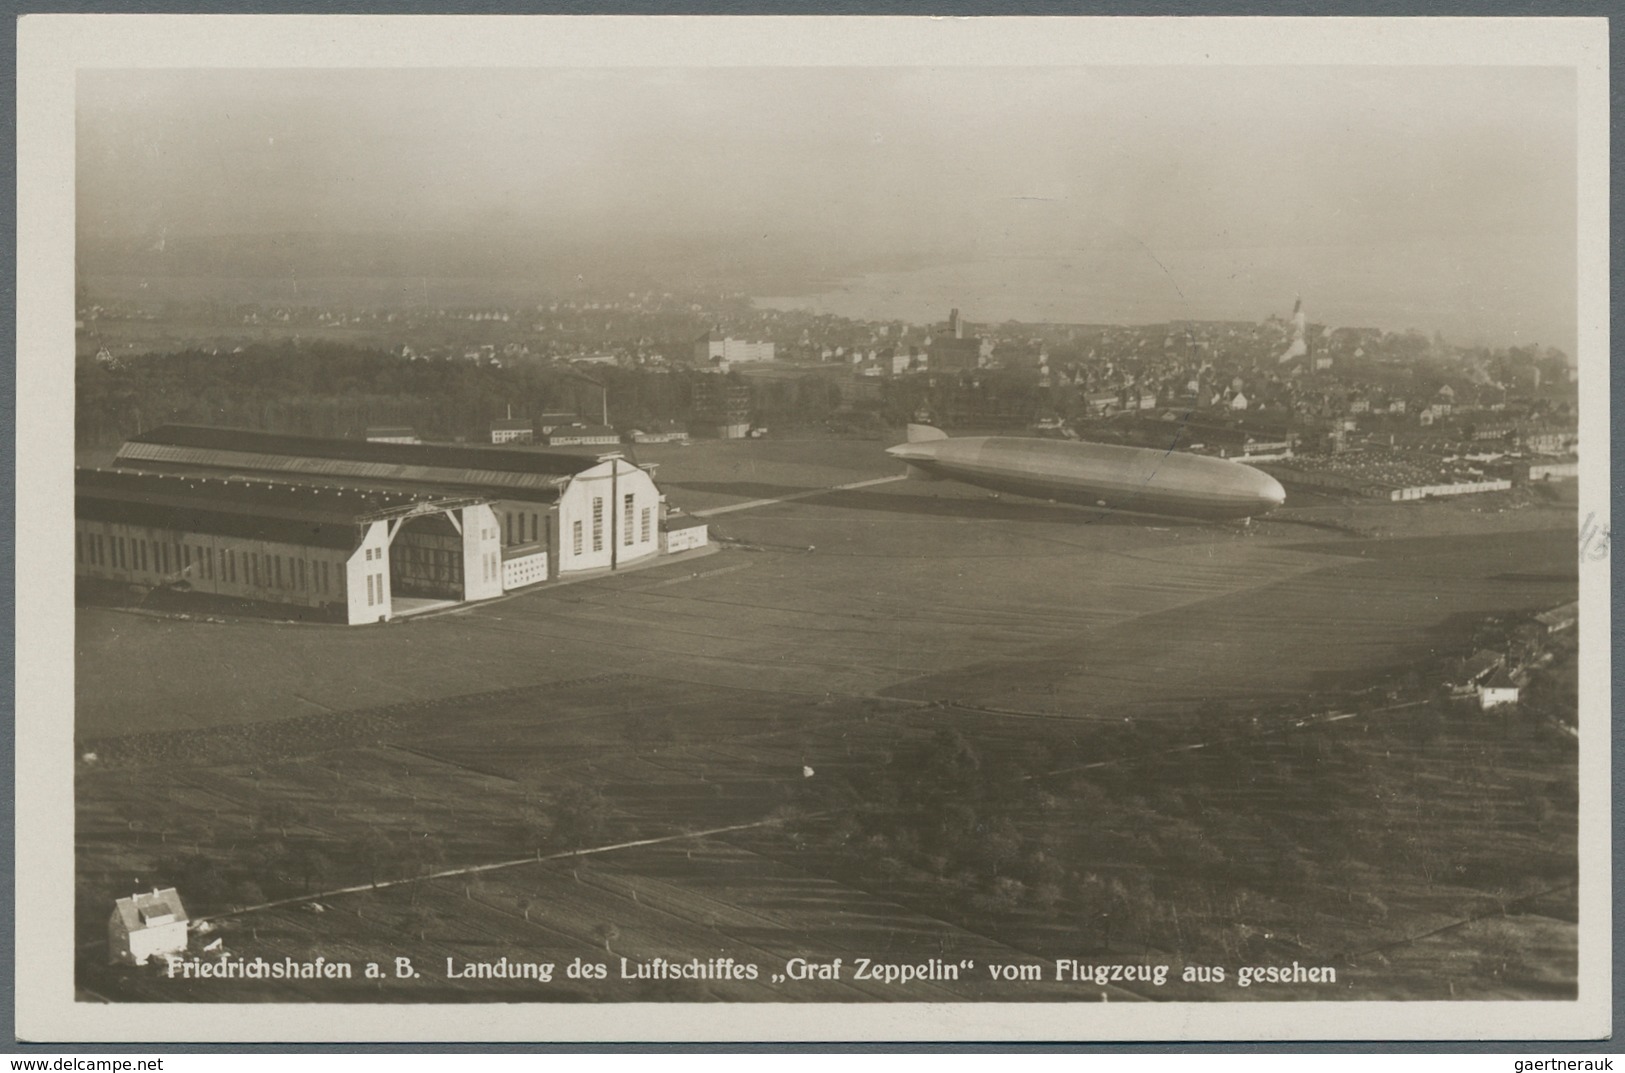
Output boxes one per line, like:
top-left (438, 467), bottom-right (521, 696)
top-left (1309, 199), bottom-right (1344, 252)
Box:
top-left (1260, 474), bottom-right (1286, 510)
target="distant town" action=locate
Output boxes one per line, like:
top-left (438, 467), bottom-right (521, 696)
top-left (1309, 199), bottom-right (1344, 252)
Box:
top-left (78, 289), bottom-right (1579, 506)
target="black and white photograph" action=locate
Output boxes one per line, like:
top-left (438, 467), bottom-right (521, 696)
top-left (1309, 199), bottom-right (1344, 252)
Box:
top-left (15, 15), bottom-right (1611, 1043)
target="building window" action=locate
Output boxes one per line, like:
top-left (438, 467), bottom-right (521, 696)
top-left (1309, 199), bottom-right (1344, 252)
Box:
top-left (229, 551), bottom-right (237, 583)
top-left (573, 520), bottom-right (583, 557)
top-left (641, 507), bottom-right (652, 544)
top-left (140, 541), bottom-right (149, 571)
top-left (592, 497), bottom-right (604, 552)
top-left (624, 494), bottom-right (635, 546)
top-left (367, 574), bottom-right (375, 606)
top-left (75, 533), bottom-right (84, 564)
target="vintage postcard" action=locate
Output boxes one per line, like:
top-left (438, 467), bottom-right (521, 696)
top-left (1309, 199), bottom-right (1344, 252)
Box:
top-left (15, 15), bottom-right (1611, 1043)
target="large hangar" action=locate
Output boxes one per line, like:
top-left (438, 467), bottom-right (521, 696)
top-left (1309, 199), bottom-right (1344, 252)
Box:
top-left (75, 468), bottom-right (503, 624)
top-left (112, 425), bottom-right (679, 584)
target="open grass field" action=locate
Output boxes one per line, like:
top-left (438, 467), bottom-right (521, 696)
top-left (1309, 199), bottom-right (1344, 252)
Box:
top-left (75, 435), bottom-right (1581, 1002)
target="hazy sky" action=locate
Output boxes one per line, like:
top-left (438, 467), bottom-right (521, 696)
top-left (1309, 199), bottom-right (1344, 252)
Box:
top-left (78, 66), bottom-right (1577, 350)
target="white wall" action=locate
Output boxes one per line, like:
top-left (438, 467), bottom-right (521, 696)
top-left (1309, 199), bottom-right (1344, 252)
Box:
top-left (1389, 480), bottom-right (1512, 501)
top-left (108, 916), bottom-right (187, 967)
top-left (555, 459), bottom-right (661, 574)
top-left (344, 521), bottom-right (393, 624)
top-left (502, 551), bottom-right (548, 589)
top-left (460, 504), bottom-right (506, 602)
top-left (661, 524), bottom-right (709, 554)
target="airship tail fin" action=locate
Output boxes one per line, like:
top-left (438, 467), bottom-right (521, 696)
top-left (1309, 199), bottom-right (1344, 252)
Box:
top-left (906, 423), bottom-right (950, 443)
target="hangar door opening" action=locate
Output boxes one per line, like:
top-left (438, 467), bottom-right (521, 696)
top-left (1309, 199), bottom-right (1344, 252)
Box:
top-left (390, 512), bottom-right (464, 600)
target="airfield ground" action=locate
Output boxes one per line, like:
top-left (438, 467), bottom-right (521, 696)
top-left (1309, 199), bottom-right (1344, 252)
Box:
top-left (75, 435), bottom-right (1581, 1002)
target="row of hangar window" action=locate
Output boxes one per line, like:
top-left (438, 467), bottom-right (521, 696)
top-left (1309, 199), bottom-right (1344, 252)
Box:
top-left (570, 496), bottom-right (653, 556)
top-left (504, 510), bottom-right (543, 546)
top-left (76, 529), bottom-right (340, 597)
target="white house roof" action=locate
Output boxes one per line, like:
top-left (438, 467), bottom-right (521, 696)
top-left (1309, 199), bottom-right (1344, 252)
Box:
top-left (112, 887), bottom-right (188, 931)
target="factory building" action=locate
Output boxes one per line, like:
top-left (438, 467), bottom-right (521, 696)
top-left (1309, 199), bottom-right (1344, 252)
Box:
top-left (489, 417), bottom-right (535, 444)
top-left (76, 468), bottom-right (503, 624)
top-left (695, 330), bottom-right (775, 365)
top-left (111, 425), bottom-right (677, 587)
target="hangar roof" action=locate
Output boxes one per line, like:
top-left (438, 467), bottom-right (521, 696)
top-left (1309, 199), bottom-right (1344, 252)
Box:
top-left (118, 432), bottom-right (585, 503)
top-left (118, 425), bottom-right (648, 505)
top-left (77, 469), bottom-right (477, 550)
top-left (113, 463), bottom-right (569, 506)
top-left (125, 424), bottom-right (601, 479)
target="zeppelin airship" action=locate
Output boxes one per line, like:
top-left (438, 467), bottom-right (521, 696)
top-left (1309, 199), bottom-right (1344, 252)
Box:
top-left (885, 425), bottom-right (1286, 522)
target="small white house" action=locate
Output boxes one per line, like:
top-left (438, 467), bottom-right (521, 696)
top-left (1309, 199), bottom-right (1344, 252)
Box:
top-left (1479, 670), bottom-right (1521, 710)
top-left (109, 887), bottom-right (189, 966)
top-left (660, 514), bottom-right (710, 554)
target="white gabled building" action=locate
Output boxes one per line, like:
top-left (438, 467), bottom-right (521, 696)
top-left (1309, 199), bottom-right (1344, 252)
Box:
top-left (109, 887), bottom-right (189, 966)
top-left (107, 426), bottom-right (669, 602)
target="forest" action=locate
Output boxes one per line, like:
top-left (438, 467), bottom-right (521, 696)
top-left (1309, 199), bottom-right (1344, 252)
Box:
top-left (76, 342), bottom-right (849, 450)
top-left (75, 341), bottom-right (1062, 450)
